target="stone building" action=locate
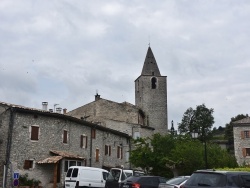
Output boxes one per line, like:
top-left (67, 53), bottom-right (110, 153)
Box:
top-left (233, 117), bottom-right (250, 166)
top-left (68, 46), bottom-right (168, 136)
top-left (0, 102), bottom-right (130, 188)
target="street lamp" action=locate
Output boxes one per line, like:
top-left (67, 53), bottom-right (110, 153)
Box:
top-left (191, 130), bottom-right (208, 169)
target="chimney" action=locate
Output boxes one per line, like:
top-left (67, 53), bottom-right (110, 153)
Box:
top-left (49, 109), bottom-right (53, 113)
top-left (42, 102), bottom-right (48, 111)
top-left (56, 107), bottom-right (62, 113)
top-left (63, 108), bottom-right (67, 114)
top-left (95, 93), bottom-right (101, 101)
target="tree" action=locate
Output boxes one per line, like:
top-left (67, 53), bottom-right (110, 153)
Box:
top-left (129, 133), bottom-right (237, 178)
top-left (224, 114), bottom-right (248, 152)
top-left (178, 104), bottom-right (214, 141)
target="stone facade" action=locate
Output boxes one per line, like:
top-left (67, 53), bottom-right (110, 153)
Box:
top-left (135, 47), bottom-right (168, 135)
top-left (67, 97), bottom-right (155, 139)
top-left (0, 102), bottom-right (130, 188)
top-left (233, 117), bottom-right (250, 166)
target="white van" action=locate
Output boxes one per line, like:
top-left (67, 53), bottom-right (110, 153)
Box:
top-left (65, 166), bottom-right (109, 188)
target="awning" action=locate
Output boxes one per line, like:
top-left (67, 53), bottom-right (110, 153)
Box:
top-left (50, 150), bottom-right (85, 159)
top-left (37, 156), bottom-right (63, 164)
top-left (37, 150), bottom-right (85, 164)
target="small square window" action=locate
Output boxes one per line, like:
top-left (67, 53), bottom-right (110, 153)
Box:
top-left (23, 160), bottom-right (34, 169)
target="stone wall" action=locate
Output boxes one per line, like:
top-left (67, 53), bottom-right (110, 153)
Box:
top-left (234, 124), bottom-right (250, 166)
top-left (67, 99), bottom-right (140, 125)
top-left (135, 76), bottom-right (168, 135)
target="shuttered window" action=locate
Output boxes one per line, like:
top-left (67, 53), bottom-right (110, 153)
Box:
top-left (241, 131), bottom-right (250, 139)
top-left (31, 126), bottom-right (39, 141)
top-left (91, 129), bottom-right (96, 139)
top-left (23, 160), bottom-right (33, 169)
top-left (96, 149), bottom-right (99, 162)
top-left (80, 135), bottom-right (87, 148)
top-left (63, 130), bottom-right (68, 144)
top-left (105, 145), bottom-right (111, 156)
top-left (242, 148), bottom-right (250, 157)
top-left (117, 146), bottom-right (123, 159)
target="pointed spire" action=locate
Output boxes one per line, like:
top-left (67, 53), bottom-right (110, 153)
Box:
top-left (141, 47), bottom-right (161, 76)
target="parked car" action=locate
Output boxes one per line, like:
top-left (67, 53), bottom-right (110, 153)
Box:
top-left (159, 176), bottom-right (190, 188)
top-left (105, 168), bottom-right (128, 188)
top-left (105, 168), bottom-right (146, 188)
top-left (183, 170), bottom-right (250, 188)
top-left (64, 166), bottom-right (108, 188)
top-left (123, 169), bottom-right (145, 178)
top-left (120, 175), bottom-right (167, 188)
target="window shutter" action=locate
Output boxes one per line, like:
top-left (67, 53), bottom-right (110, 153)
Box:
top-left (109, 145), bottom-right (111, 156)
top-left (243, 148), bottom-right (247, 157)
top-left (86, 136), bottom-right (88, 148)
top-left (80, 135), bottom-right (83, 148)
top-left (117, 146), bottom-right (119, 158)
top-left (96, 149), bottom-right (99, 162)
top-left (31, 126), bottom-right (39, 140)
top-left (91, 129), bottom-right (96, 139)
top-left (105, 145), bottom-right (108, 155)
top-left (23, 160), bottom-right (30, 169)
top-left (241, 131), bottom-right (245, 139)
top-left (63, 130), bottom-right (68, 143)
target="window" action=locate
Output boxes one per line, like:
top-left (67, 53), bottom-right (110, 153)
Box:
top-left (151, 77), bottom-right (157, 89)
top-left (23, 160), bottom-right (34, 169)
top-left (105, 145), bottom-right (111, 156)
top-left (117, 146), bottom-right (123, 159)
top-left (242, 148), bottom-right (250, 157)
top-left (91, 129), bottom-right (96, 139)
top-left (96, 148), bottom-right (100, 162)
top-left (30, 126), bottom-right (39, 141)
top-left (63, 130), bottom-right (68, 144)
top-left (242, 131), bottom-right (250, 139)
top-left (80, 135), bottom-right (88, 148)
top-left (133, 131), bottom-right (140, 139)
top-left (64, 160), bottom-right (83, 172)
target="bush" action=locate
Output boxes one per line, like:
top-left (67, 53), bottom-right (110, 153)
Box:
top-left (19, 173), bottom-right (41, 186)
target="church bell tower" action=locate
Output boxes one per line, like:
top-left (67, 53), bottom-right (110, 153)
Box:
top-left (135, 46), bottom-right (168, 134)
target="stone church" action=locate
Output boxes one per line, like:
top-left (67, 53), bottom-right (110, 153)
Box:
top-left (68, 46), bottom-right (168, 137)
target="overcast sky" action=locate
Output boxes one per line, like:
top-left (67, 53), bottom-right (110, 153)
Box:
top-left (1, 0), bottom-right (250, 130)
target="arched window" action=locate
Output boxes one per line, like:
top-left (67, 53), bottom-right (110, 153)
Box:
top-left (151, 77), bottom-right (157, 89)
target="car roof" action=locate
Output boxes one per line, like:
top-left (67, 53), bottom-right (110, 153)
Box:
top-left (195, 169), bottom-right (250, 174)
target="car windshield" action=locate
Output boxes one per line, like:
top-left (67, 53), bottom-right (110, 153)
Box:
top-left (185, 172), bottom-right (226, 187)
top-left (166, 177), bottom-right (189, 185)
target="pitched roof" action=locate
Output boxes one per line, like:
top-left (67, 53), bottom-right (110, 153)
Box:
top-left (0, 101), bottom-right (131, 138)
top-left (233, 117), bottom-right (250, 124)
top-left (141, 47), bottom-right (161, 76)
top-left (37, 150), bottom-right (85, 164)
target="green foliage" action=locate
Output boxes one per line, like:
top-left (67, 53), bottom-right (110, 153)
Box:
top-left (19, 173), bottom-right (41, 186)
top-left (130, 134), bottom-right (238, 178)
top-left (178, 104), bottom-right (214, 141)
top-left (216, 167), bottom-right (250, 172)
